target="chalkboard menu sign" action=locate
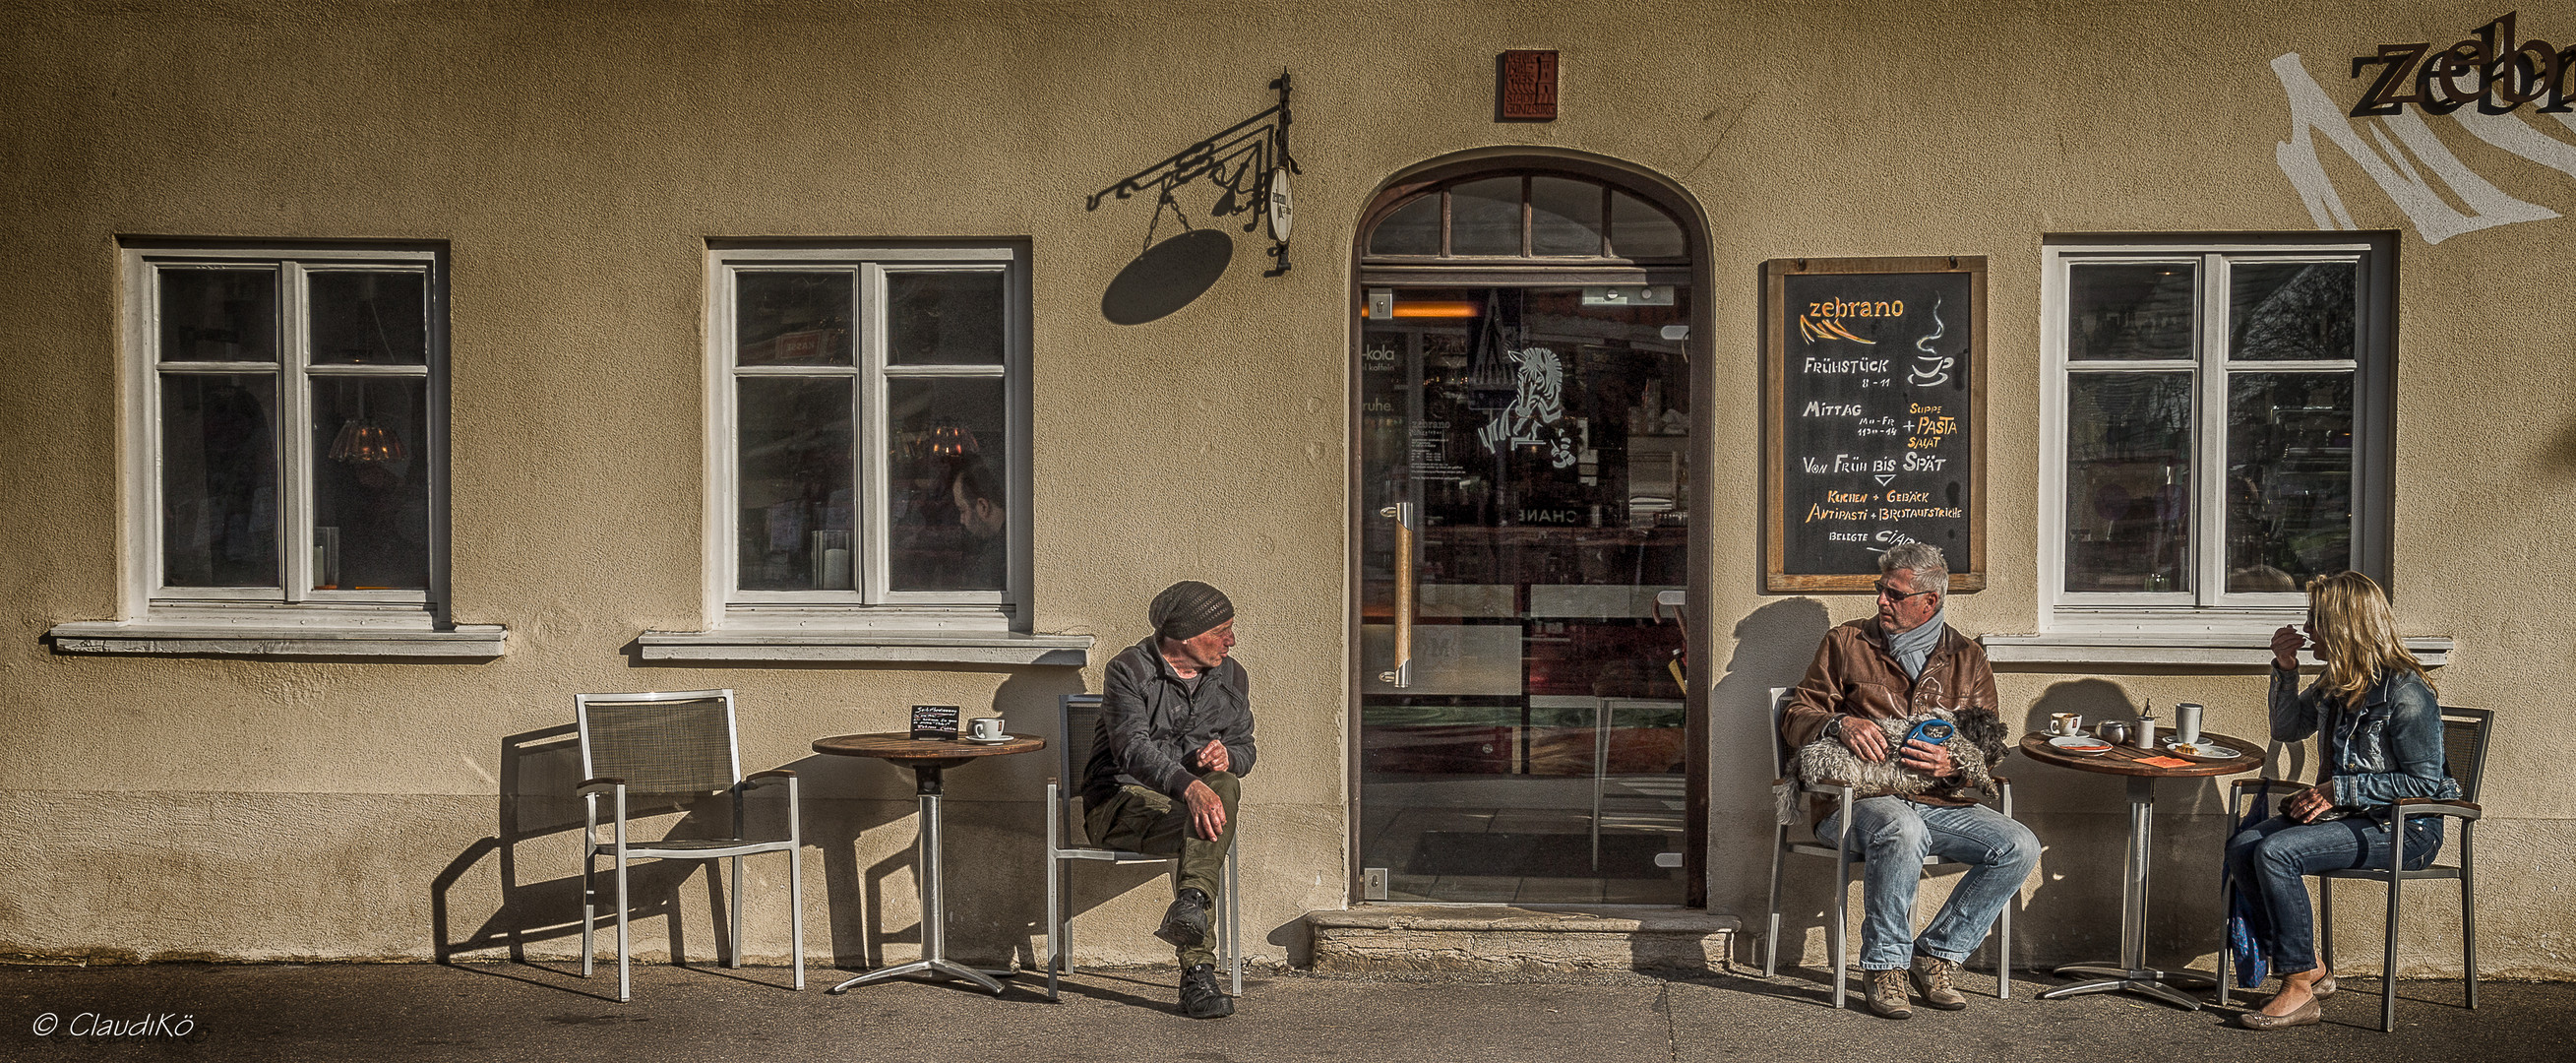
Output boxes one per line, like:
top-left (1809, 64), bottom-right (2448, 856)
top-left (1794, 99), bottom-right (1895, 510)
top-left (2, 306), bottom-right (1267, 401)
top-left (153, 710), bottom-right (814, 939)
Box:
top-left (1762, 257), bottom-right (1986, 593)
top-left (909, 704), bottom-right (961, 740)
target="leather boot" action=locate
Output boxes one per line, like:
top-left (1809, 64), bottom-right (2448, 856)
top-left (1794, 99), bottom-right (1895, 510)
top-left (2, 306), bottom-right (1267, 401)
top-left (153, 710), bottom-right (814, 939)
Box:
top-left (1179, 963), bottom-right (1235, 1019)
top-left (1156, 888), bottom-right (1210, 949)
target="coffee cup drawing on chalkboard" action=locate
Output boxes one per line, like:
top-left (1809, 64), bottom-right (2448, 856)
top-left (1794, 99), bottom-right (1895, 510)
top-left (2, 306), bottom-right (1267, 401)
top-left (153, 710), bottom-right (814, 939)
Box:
top-left (1908, 297), bottom-right (1954, 387)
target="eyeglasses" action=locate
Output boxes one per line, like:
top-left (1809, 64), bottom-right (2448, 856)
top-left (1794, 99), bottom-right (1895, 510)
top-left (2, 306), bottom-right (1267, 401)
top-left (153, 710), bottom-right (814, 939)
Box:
top-left (1874, 583), bottom-right (1936, 602)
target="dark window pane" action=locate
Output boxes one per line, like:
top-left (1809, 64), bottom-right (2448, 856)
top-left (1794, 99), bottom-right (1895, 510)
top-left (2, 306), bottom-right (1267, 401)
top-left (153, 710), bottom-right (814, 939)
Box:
top-left (1370, 194), bottom-right (1441, 256)
top-left (159, 269), bottom-right (276, 363)
top-left (2064, 372), bottom-right (2192, 593)
top-left (2228, 372), bottom-right (2353, 591)
top-left (737, 378), bottom-right (855, 590)
top-left (736, 272), bottom-right (853, 366)
top-left (888, 377), bottom-right (1008, 593)
top-left (1609, 191), bottom-right (1686, 259)
top-left (2231, 262), bottom-right (2357, 361)
top-left (887, 272), bottom-right (1005, 365)
top-left (160, 373), bottom-right (277, 587)
top-left (1449, 177), bottom-right (1522, 256)
top-left (311, 377), bottom-right (429, 589)
top-left (2069, 263), bottom-right (2196, 361)
top-left (1529, 176), bottom-right (1604, 255)
top-left (309, 271), bottom-right (427, 365)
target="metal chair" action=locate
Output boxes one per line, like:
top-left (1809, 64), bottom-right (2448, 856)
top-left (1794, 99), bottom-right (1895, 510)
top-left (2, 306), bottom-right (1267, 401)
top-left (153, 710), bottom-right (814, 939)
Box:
top-left (2217, 706), bottom-right (2489, 1032)
top-left (575, 688), bottom-right (804, 1002)
top-left (1762, 687), bottom-right (2013, 1008)
top-left (1043, 693), bottom-right (1239, 1001)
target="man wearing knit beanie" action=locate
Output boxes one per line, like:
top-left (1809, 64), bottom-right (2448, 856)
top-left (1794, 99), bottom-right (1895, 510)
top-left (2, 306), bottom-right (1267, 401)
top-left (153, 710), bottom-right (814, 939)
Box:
top-left (1079, 580), bottom-right (1257, 1019)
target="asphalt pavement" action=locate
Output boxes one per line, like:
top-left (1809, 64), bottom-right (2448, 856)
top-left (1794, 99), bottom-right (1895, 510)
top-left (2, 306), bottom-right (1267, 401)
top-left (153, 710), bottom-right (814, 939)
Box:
top-left (2, 960), bottom-right (2562, 1063)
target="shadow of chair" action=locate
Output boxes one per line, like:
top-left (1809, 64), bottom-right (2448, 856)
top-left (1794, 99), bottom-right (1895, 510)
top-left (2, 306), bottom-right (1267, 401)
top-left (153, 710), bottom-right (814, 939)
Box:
top-left (1043, 693), bottom-right (1239, 1001)
top-left (576, 688), bottom-right (804, 1002)
top-left (1762, 687), bottom-right (2012, 1008)
top-left (2218, 706), bottom-right (2491, 1032)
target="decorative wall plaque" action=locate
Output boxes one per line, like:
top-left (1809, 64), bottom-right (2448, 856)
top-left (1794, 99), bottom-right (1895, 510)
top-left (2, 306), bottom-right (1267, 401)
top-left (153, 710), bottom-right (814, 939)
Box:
top-left (1500, 50), bottom-right (1559, 121)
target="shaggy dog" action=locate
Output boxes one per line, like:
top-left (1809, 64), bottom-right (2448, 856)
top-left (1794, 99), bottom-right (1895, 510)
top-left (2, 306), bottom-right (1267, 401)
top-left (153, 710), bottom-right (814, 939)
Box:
top-left (1795, 706), bottom-right (2010, 799)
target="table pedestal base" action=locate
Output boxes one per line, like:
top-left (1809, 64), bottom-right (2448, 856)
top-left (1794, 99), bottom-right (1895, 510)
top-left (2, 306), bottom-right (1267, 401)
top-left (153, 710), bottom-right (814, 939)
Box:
top-left (823, 769), bottom-right (1017, 997)
top-left (828, 958), bottom-right (1013, 995)
top-left (2042, 963), bottom-right (2215, 1010)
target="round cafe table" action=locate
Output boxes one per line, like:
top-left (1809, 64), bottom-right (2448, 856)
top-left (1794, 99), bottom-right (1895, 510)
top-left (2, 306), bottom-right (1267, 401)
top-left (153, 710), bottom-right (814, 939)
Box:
top-left (2020, 728), bottom-right (2264, 1010)
top-left (812, 731), bottom-right (1044, 995)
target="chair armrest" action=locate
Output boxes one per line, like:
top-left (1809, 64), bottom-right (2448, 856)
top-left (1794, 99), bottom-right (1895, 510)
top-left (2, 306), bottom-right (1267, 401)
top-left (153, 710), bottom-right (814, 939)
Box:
top-left (2390, 797), bottom-right (2482, 821)
top-left (741, 770), bottom-right (796, 788)
top-left (2230, 779), bottom-right (2310, 793)
top-left (577, 777), bottom-right (626, 796)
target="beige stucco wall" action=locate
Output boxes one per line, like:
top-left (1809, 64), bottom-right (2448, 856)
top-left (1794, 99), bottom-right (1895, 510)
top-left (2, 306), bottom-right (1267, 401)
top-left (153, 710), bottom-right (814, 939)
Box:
top-left (4, 1), bottom-right (2571, 977)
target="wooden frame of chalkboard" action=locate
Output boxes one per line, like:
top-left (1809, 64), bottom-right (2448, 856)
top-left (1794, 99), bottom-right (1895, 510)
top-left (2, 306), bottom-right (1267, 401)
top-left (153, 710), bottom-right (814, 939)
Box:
top-left (1762, 256), bottom-right (1987, 594)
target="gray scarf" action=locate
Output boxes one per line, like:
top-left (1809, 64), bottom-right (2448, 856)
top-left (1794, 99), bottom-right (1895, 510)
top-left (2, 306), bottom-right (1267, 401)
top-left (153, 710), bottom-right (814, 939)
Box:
top-left (1885, 604), bottom-right (1946, 680)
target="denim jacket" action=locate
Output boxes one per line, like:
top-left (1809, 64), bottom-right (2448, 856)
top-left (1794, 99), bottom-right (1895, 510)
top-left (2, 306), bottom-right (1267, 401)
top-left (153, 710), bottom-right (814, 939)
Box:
top-left (2268, 665), bottom-right (2461, 809)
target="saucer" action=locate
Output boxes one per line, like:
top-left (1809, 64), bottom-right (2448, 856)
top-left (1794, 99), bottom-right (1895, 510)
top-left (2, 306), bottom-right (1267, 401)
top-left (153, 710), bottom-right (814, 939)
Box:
top-left (2048, 734), bottom-right (2114, 755)
top-left (963, 734), bottom-right (1014, 745)
top-left (2163, 738), bottom-right (2239, 760)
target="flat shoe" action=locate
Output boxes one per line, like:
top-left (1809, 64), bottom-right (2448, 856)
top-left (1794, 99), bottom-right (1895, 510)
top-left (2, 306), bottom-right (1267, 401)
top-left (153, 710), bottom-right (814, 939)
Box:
top-left (2237, 996), bottom-right (2322, 1030)
top-left (2311, 975), bottom-right (2337, 998)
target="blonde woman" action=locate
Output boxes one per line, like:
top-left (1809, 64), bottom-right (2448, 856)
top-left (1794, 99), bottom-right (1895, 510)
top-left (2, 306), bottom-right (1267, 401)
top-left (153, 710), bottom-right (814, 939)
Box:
top-left (2229, 571), bottom-right (2460, 1030)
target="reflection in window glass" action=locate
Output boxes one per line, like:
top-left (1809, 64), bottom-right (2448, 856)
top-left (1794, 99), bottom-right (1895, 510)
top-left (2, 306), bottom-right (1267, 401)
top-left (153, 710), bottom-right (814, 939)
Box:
top-left (737, 378), bottom-right (855, 591)
top-left (2230, 263), bottom-right (2355, 361)
top-left (2064, 372), bottom-right (2192, 593)
top-left (160, 374), bottom-right (278, 587)
top-left (888, 272), bottom-right (1005, 365)
top-left (736, 273), bottom-right (853, 366)
top-left (2069, 264), bottom-right (2196, 361)
top-left (1609, 191), bottom-right (1686, 259)
top-left (887, 377), bottom-right (1008, 592)
top-left (159, 270), bottom-right (276, 363)
top-left (309, 272), bottom-right (426, 365)
top-left (2227, 372), bottom-right (2353, 592)
top-left (310, 377), bottom-right (429, 590)
top-left (1449, 177), bottom-right (1522, 256)
top-left (1529, 176), bottom-right (1603, 255)
top-left (1371, 194), bottom-right (1441, 256)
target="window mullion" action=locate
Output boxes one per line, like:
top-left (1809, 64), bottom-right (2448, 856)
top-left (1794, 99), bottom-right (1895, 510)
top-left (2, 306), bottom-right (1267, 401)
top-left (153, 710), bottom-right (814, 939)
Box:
top-left (857, 264), bottom-right (889, 605)
top-left (2194, 254), bottom-right (2231, 606)
top-left (280, 261), bottom-right (312, 603)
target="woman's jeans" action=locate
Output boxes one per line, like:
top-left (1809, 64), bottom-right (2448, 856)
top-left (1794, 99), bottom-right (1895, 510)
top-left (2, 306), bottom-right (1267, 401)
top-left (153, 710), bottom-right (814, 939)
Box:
top-left (1817, 797), bottom-right (2041, 970)
top-left (2224, 813), bottom-right (2444, 975)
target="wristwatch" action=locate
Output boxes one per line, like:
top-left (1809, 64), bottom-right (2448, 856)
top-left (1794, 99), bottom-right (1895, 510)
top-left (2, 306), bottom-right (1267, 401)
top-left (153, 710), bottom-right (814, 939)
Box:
top-left (1821, 716), bottom-right (1846, 740)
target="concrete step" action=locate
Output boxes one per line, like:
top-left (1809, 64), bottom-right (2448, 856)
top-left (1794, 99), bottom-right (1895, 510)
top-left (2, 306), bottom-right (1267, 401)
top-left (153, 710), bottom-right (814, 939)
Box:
top-left (1306, 906), bottom-right (1740, 974)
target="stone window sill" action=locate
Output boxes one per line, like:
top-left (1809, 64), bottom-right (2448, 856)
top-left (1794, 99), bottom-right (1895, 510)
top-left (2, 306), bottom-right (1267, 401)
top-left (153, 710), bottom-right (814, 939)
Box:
top-left (1981, 631), bottom-right (2451, 667)
top-left (48, 616), bottom-right (508, 658)
top-left (637, 628), bottom-right (1092, 665)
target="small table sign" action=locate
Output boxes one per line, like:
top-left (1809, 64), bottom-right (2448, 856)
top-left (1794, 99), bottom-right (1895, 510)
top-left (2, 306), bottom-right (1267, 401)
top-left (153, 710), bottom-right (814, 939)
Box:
top-left (909, 704), bottom-right (961, 740)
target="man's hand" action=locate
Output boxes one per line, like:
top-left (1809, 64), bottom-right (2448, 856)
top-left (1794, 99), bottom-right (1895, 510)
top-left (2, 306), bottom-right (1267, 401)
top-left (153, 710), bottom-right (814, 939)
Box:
top-left (1899, 738), bottom-right (1954, 778)
top-left (1184, 779), bottom-right (1228, 840)
top-left (1839, 719), bottom-right (1890, 763)
top-left (1194, 738), bottom-right (1230, 773)
top-left (2284, 786), bottom-right (2337, 824)
top-left (2271, 624), bottom-right (2305, 670)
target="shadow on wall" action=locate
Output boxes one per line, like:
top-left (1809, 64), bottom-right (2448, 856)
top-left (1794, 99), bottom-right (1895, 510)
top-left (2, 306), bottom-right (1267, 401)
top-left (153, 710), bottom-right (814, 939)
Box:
top-left (1089, 77), bottom-right (1294, 325)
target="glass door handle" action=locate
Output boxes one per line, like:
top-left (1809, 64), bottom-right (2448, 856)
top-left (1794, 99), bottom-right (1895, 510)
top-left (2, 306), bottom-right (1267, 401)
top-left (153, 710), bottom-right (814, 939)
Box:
top-left (1377, 503), bottom-right (1414, 688)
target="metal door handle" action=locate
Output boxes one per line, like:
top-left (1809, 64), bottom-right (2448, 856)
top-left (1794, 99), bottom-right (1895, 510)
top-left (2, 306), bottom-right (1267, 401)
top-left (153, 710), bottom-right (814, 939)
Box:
top-left (1377, 503), bottom-right (1413, 687)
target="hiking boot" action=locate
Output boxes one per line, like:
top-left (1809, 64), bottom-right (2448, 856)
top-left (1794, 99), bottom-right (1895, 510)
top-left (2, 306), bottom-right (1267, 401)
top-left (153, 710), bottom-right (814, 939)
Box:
top-left (1179, 963), bottom-right (1235, 1019)
top-left (1910, 954), bottom-right (1968, 1010)
top-left (1865, 968), bottom-right (1913, 1019)
top-left (1155, 888), bottom-right (1211, 949)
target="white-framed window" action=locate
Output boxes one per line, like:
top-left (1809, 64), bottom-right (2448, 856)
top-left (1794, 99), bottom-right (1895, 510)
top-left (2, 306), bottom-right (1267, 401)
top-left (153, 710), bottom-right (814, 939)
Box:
top-left (124, 243), bottom-right (448, 611)
top-left (2036, 234), bottom-right (2393, 634)
top-left (701, 243), bottom-right (1029, 632)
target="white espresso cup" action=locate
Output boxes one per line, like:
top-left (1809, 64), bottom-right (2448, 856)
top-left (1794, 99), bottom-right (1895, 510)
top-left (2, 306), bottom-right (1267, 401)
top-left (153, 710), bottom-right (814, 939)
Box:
top-left (968, 717), bottom-right (1006, 741)
top-left (2050, 713), bottom-right (2084, 736)
top-left (2173, 703), bottom-right (2204, 746)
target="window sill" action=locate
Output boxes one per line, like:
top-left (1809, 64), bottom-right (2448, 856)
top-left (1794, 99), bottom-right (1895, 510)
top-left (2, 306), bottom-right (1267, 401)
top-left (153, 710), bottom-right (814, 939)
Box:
top-left (637, 628), bottom-right (1093, 665)
top-left (1981, 631), bottom-right (2451, 667)
top-left (47, 614), bottom-right (507, 658)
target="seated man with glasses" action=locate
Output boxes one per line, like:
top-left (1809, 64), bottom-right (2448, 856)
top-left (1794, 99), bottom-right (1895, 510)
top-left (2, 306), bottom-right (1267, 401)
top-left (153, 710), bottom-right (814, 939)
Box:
top-left (1778, 542), bottom-right (2035, 1019)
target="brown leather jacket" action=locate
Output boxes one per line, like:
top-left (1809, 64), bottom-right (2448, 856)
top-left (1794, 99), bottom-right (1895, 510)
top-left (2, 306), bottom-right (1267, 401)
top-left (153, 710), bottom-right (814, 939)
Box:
top-left (1780, 618), bottom-right (2001, 811)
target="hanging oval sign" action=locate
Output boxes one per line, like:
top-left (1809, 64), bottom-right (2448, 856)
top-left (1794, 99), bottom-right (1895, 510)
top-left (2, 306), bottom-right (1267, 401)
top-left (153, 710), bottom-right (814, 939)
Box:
top-left (1265, 166), bottom-right (1295, 243)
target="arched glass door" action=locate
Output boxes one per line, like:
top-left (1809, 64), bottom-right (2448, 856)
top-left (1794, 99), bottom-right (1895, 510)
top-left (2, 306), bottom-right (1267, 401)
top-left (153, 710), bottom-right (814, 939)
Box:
top-left (1355, 166), bottom-right (1697, 905)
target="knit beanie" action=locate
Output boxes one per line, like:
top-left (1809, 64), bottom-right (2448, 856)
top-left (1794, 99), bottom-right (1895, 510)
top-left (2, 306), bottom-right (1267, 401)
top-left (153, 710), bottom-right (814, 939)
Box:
top-left (1150, 581), bottom-right (1235, 642)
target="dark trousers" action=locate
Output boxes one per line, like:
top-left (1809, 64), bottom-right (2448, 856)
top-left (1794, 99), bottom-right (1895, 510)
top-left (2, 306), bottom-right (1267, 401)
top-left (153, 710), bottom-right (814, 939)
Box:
top-left (2225, 813), bottom-right (2443, 975)
top-left (1084, 770), bottom-right (1239, 969)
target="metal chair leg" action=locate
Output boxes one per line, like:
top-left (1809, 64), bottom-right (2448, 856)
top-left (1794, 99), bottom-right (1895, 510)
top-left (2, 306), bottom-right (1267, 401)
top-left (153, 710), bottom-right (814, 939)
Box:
top-left (2462, 827), bottom-right (2479, 1010)
top-left (581, 835), bottom-right (596, 980)
top-left (2319, 876), bottom-right (2335, 970)
top-left (1045, 782), bottom-right (1063, 1002)
top-left (729, 853), bottom-right (745, 969)
top-left (2382, 821), bottom-right (2403, 1034)
top-left (1998, 782), bottom-right (2013, 1000)
top-left (1226, 843), bottom-right (1242, 996)
top-left (613, 788), bottom-right (632, 1004)
top-left (1763, 828), bottom-right (1786, 977)
top-left (1831, 844), bottom-right (1854, 1010)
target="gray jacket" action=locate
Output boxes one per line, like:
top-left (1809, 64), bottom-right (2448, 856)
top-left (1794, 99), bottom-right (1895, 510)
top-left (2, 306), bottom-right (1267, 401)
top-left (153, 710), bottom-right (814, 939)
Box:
top-left (1081, 635), bottom-right (1258, 805)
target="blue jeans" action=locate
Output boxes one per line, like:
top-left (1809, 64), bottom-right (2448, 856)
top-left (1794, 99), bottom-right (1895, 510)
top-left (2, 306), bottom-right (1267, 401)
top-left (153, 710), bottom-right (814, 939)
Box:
top-left (2224, 813), bottom-right (2443, 976)
top-left (1817, 797), bottom-right (2040, 970)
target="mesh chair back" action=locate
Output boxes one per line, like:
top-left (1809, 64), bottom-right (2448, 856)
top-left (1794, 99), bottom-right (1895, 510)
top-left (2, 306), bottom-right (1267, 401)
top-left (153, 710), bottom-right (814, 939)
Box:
top-left (579, 691), bottom-right (741, 797)
top-left (1767, 687), bottom-right (1793, 780)
top-left (2440, 708), bottom-right (2493, 804)
top-left (1061, 694), bottom-right (1105, 797)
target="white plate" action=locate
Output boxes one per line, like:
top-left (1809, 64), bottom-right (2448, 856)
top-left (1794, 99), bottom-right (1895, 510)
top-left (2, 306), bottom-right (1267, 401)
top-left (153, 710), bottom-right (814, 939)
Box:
top-left (2048, 734), bottom-right (2114, 755)
top-left (2163, 739), bottom-right (2239, 760)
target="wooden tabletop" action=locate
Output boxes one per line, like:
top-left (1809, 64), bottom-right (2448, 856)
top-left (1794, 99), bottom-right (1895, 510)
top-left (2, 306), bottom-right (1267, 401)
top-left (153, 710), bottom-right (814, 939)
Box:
top-left (813, 732), bottom-right (1046, 763)
top-left (2017, 729), bottom-right (2263, 779)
